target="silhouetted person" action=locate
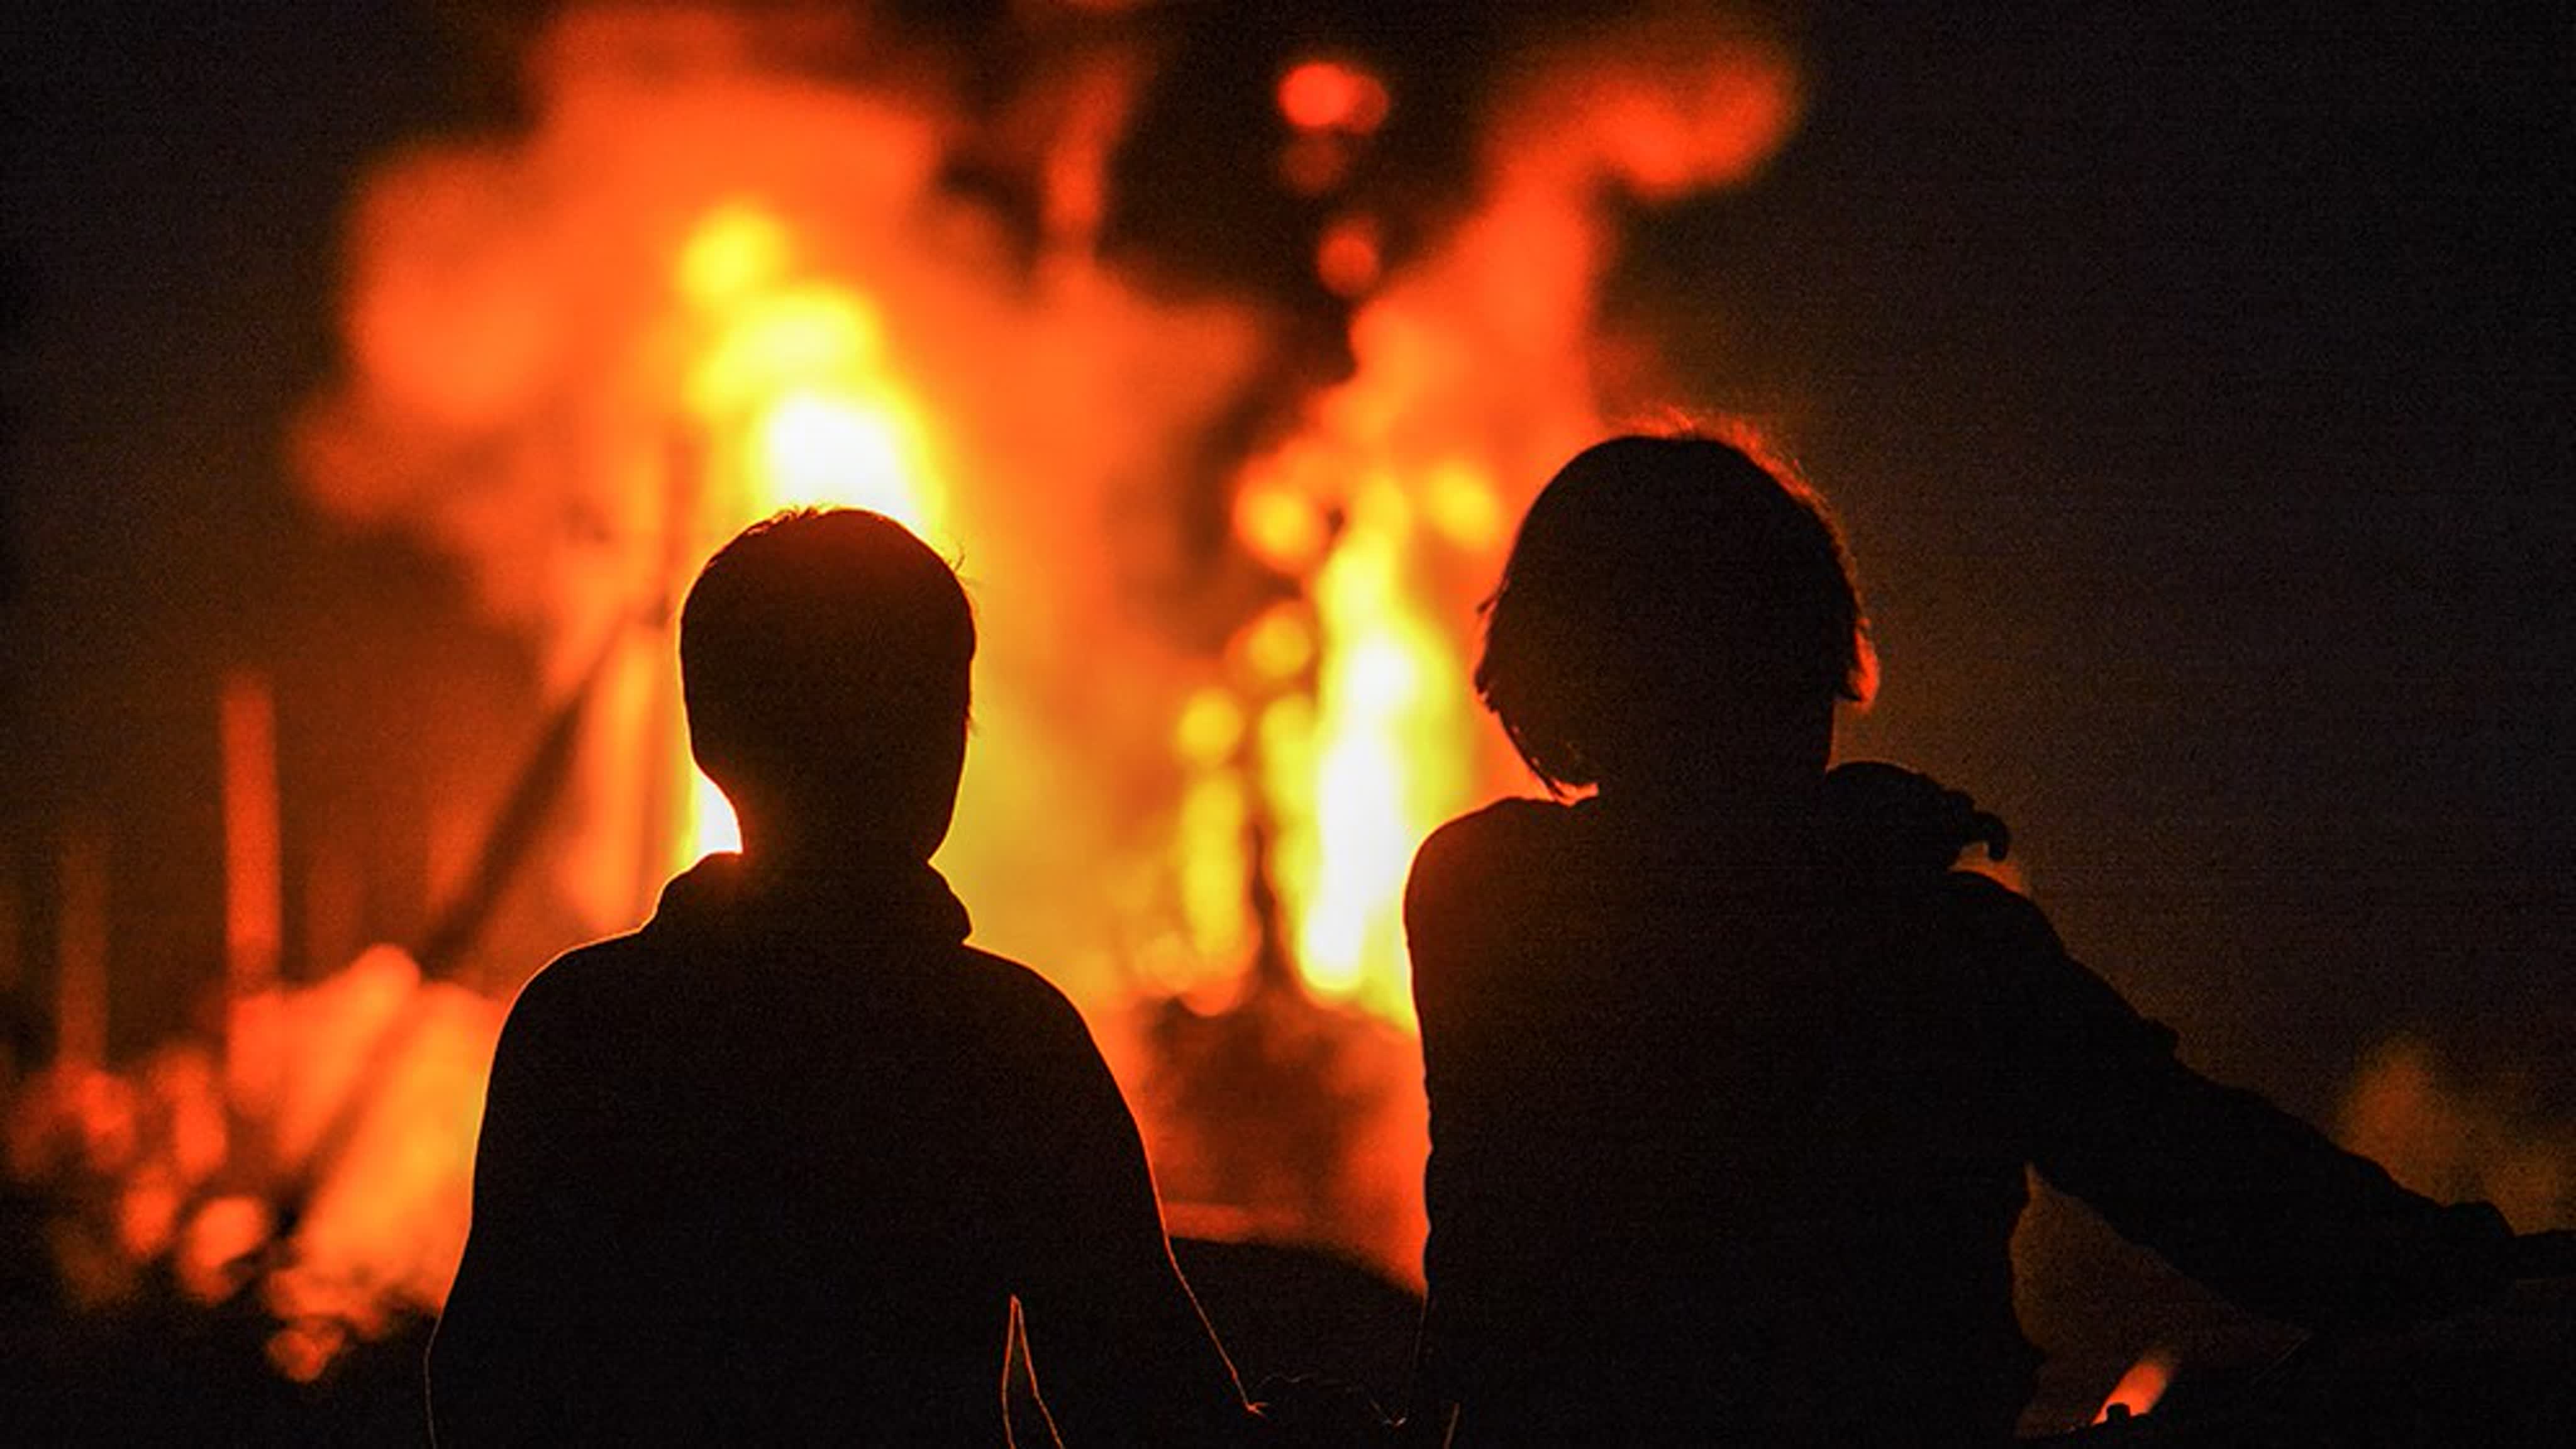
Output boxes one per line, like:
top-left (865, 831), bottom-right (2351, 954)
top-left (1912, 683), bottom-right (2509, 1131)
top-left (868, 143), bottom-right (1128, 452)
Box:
top-left (1403, 436), bottom-right (2519, 1446)
top-left (430, 509), bottom-right (1251, 1446)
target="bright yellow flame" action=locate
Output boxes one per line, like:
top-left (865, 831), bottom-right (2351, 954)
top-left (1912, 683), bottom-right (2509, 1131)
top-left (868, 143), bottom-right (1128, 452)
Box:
top-left (752, 391), bottom-right (932, 531)
top-left (1239, 604), bottom-right (1317, 683)
top-left (686, 286), bottom-right (884, 418)
top-left (1175, 687), bottom-right (1248, 767)
top-left (688, 772), bottom-right (741, 858)
top-left (1423, 458), bottom-right (1505, 548)
top-left (672, 204), bottom-right (949, 869)
top-left (1280, 483), bottom-right (1472, 1019)
top-left (1235, 478), bottom-right (1331, 572)
top-left (1175, 770), bottom-right (1253, 962)
top-left (676, 201), bottom-right (792, 309)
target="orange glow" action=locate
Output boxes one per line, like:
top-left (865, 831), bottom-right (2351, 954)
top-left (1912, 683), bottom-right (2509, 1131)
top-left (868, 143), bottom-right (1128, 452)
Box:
top-left (674, 203), bottom-right (950, 867)
top-left (55, 820), bottom-right (108, 1072)
top-left (116, 1169), bottom-right (180, 1260)
top-left (1257, 482), bottom-right (1475, 1020)
top-left (1422, 458), bottom-right (1505, 548)
top-left (1316, 217), bottom-right (1383, 298)
top-left (1277, 60), bottom-right (1391, 134)
top-left (266, 1318), bottom-right (344, 1384)
top-left (280, 977), bottom-right (501, 1339)
top-left (177, 1196), bottom-right (273, 1305)
top-left (676, 201), bottom-right (792, 308)
top-left (1239, 606), bottom-right (1317, 682)
top-left (147, 1049), bottom-right (227, 1186)
top-left (187, 0), bottom-right (1816, 1350)
top-left (2338, 1038), bottom-right (2575, 1230)
top-left (234, 945), bottom-right (418, 1174)
top-left (1234, 477), bottom-right (1331, 573)
top-left (2093, 1346), bottom-right (2177, 1423)
top-left (1174, 688), bottom-right (1248, 767)
top-left (219, 673), bottom-right (284, 1011)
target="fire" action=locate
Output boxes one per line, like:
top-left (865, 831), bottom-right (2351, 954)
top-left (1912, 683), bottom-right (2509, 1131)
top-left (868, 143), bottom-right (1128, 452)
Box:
top-left (1292, 483), bottom-right (1474, 1018)
top-left (673, 203), bottom-right (952, 865)
top-left (11, 0), bottom-right (1820, 1383)
top-left (2092, 1345), bottom-right (2178, 1423)
top-left (1169, 687), bottom-right (1255, 977)
top-left (4, 945), bottom-right (501, 1357)
top-left (1277, 60), bottom-right (1391, 135)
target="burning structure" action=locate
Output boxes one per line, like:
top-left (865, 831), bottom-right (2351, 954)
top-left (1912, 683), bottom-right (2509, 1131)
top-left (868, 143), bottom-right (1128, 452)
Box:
top-left (8, 3), bottom-right (2565, 1436)
top-left (6, 0), bottom-right (1804, 1387)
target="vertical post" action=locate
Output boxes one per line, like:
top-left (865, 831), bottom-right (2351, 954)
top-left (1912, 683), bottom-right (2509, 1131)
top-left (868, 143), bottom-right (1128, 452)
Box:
top-left (220, 672), bottom-right (284, 1104)
top-left (55, 817), bottom-right (109, 1070)
top-left (636, 426), bottom-right (708, 916)
top-left (0, 843), bottom-right (22, 1081)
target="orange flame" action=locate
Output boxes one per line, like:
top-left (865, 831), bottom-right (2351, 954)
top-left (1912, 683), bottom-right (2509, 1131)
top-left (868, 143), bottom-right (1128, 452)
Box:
top-left (216, 0), bottom-right (1818, 1341)
top-left (2092, 1346), bottom-right (2177, 1423)
top-left (672, 201), bottom-right (952, 867)
top-left (1277, 60), bottom-right (1391, 135)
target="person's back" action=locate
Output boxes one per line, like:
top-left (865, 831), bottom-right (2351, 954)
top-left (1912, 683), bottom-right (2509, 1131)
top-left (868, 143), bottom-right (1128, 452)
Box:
top-left (1409, 796), bottom-right (2015, 1443)
top-left (1405, 436), bottom-right (2518, 1447)
top-left (429, 510), bottom-right (1247, 1445)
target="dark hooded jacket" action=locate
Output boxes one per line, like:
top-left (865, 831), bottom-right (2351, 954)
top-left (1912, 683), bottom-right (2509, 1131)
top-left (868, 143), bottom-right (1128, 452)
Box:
top-left (1406, 780), bottom-right (2512, 1448)
top-left (430, 853), bottom-right (1245, 1446)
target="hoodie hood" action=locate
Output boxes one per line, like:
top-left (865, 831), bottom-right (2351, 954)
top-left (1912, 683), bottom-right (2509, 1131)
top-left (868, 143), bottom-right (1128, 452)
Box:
top-left (646, 851), bottom-right (974, 958)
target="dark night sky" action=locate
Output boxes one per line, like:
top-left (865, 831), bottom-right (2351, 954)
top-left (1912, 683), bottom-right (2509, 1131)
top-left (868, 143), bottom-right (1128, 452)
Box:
top-left (3, 3), bottom-right (2569, 1124)
top-left (1730, 6), bottom-right (2574, 1111)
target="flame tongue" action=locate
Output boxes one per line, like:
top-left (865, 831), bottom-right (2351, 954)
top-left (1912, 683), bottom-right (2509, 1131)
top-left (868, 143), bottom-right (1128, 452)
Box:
top-left (147, 0), bottom-right (1818, 1374)
top-left (673, 202), bottom-right (950, 867)
top-left (2092, 1346), bottom-right (2177, 1424)
top-left (1289, 479), bottom-right (1472, 1019)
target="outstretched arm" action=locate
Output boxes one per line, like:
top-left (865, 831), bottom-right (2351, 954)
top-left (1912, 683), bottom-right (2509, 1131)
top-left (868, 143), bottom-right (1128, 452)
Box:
top-left (1962, 879), bottom-right (2516, 1332)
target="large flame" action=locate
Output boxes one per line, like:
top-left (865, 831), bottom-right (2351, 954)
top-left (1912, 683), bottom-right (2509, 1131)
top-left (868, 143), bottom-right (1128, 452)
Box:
top-left (671, 201), bottom-right (952, 865)
top-left (1236, 469), bottom-right (1479, 1021)
top-left (13, 0), bottom-right (1815, 1375)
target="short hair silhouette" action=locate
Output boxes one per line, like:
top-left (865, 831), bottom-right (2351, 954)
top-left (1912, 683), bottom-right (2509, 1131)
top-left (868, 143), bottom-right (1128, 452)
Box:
top-left (1474, 433), bottom-right (1874, 793)
top-left (1411, 431), bottom-right (2524, 1445)
top-left (679, 507), bottom-right (973, 855)
top-left (434, 504), bottom-right (1255, 1443)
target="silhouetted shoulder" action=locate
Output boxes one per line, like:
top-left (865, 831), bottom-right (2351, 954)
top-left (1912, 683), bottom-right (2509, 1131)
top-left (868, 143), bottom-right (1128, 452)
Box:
top-left (1923, 869), bottom-right (2184, 1078)
top-left (1407, 799), bottom-right (1568, 915)
top-left (482, 938), bottom-right (630, 1068)
top-left (1928, 869), bottom-right (2060, 955)
top-left (508, 935), bottom-right (632, 1011)
top-left (950, 945), bottom-right (1113, 1051)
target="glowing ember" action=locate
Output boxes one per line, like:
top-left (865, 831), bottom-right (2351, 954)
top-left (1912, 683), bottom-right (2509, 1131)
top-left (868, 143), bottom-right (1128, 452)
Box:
top-left (1314, 216), bottom-right (1385, 299)
top-left (3, 945), bottom-right (501, 1351)
top-left (1277, 60), bottom-right (1392, 135)
top-left (2092, 1346), bottom-right (2177, 1423)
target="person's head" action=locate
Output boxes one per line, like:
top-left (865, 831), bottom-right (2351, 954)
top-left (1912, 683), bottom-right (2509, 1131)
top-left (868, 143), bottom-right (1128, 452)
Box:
top-left (1475, 432), bottom-right (1874, 797)
top-left (680, 508), bottom-right (974, 863)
